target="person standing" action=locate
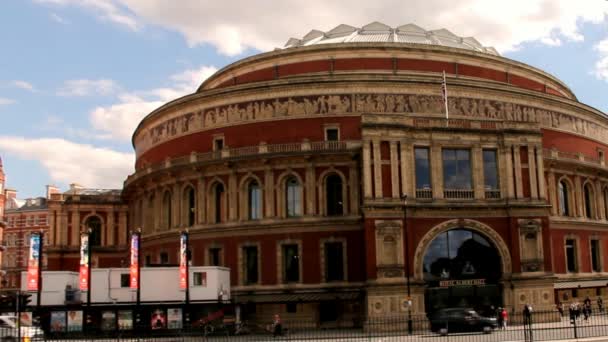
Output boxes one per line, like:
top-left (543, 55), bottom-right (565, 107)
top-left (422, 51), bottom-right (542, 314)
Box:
top-left (598, 297), bottom-right (604, 314)
top-left (557, 301), bottom-right (564, 318)
top-left (272, 314), bottom-right (282, 337)
top-left (501, 308), bottom-right (508, 330)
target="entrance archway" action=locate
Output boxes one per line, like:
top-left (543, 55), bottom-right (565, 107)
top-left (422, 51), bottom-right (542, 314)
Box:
top-left (413, 219), bottom-right (512, 315)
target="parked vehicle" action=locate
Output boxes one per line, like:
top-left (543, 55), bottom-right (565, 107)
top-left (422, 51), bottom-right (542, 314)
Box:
top-left (0, 315), bottom-right (44, 341)
top-left (430, 308), bottom-right (497, 335)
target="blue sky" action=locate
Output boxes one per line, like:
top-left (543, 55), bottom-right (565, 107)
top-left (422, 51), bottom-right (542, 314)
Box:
top-left (1, 0), bottom-right (607, 199)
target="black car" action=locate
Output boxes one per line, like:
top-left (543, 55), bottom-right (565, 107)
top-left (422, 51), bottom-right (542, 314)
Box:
top-left (430, 308), bottom-right (497, 335)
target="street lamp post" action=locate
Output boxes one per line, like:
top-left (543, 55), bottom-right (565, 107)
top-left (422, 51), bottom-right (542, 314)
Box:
top-left (401, 195), bottom-right (413, 335)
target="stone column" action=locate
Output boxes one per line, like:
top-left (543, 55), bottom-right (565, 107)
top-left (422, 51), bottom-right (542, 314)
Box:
top-left (349, 165), bottom-right (360, 215)
top-left (154, 190), bottom-right (161, 231)
top-left (107, 211), bottom-right (115, 246)
top-left (431, 144), bottom-right (443, 199)
top-left (372, 139), bottom-right (383, 198)
top-left (547, 171), bottom-right (557, 216)
top-left (118, 211), bottom-right (127, 245)
top-left (528, 146), bottom-right (538, 199)
top-left (596, 180), bottom-right (604, 220)
top-left (197, 178), bottom-right (206, 224)
top-left (228, 172), bottom-right (238, 221)
top-left (362, 140), bottom-right (373, 199)
top-left (71, 210), bottom-right (80, 246)
top-left (264, 167), bottom-right (275, 217)
top-left (536, 147), bottom-right (547, 200)
top-left (390, 141), bottom-right (399, 198)
top-left (575, 175), bottom-right (583, 217)
top-left (173, 183), bottom-right (181, 228)
top-left (59, 212), bottom-right (68, 246)
top-left (472, 145), bottom-right (484, 199)
top-left (306, 163), bottom-right (316, 215)
top-left (400, 141), bottom-right (414, 198)
top-left (504, 146), bottom-right (515, 199)
top-left (513, 146), bottom-right (524, 198)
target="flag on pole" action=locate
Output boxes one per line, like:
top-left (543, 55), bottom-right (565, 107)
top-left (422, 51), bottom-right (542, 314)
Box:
top-left (441, 71), bottom-right (449, 121)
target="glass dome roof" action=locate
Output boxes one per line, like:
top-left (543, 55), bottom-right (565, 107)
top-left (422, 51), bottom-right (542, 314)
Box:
top-left (283, 22), bottom-right (499, 56)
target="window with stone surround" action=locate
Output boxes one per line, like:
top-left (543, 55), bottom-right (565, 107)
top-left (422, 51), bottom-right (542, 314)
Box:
top-left (414, 147), bottom-right (431, 198)
top-left (213, 182), bottom-right (225, 223)
top-left (325, 174), bottom-right (343, 216)
top-left (160, 251), bottom-right (169, 265)
top-left (282, 244), bottom-right (300, 283)
top-left (248, 181), bottom-right (262, 220)
top-left (208, 247), bottom-right (222, 266)
top-left (184, 186), bottom-right (196, 227)
top-left (285, 177), bottom-right (302, 217)
top-left (583, 183), bottom-right (595, 219)
top-left (565, 239), bottom-right (577, 273)
top-left (558, 180), bottom-right (571, 217)
top-left (483, 149), bottom-right (500, 198)
top-left (442, 149), bottom-right (473, 199)
top-left (591, 239), bottom-right (602, 272)
top-left (324, 242), bottom-right (344, 282)
top-left (243, 245), bottom-right (259, 285)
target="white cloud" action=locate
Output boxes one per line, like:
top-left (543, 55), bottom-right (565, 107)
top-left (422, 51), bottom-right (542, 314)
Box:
top-left (35, 0), bottom-right (138, 31)
top-left (89, 65), bottom-right (217, 141)
top-left (57, 79), bottom-right (120, 97)
top-left (0, 136), bottom-right (133, 189)
top-left (594, 39), bottom-right (608, 81)
top-left (0, 98), bottom-right (15, 105)
top-left (35, 0), bottom-right (608, 55)
top-left (50, 12), bottom-right (68, 24)
top-left (11, 80), bottom-right (35, 92)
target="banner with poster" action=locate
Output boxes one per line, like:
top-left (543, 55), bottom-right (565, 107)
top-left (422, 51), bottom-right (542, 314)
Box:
top-left (101, 311), bottom-right (116, 331)
top-left (179, 232), bottom-right (188, 289)
top-left (118, 310), bottom-right (133, 330)
top-left (50, 311), bottom-right (66, 332)
top-left (79, 234), bottom-right (90, 291)
top-left (151, 309), bottom-right (166, 330)
top-left (167, 308), bottom-right (183, 329)
top-left (26, 233), bottom-right (41, 291)
top-left (67, 310), bottom-right (83, 332)
top-left (129, 233), bottom-right (139, 289)
top-left (19, 312), bottom-right (32, 327)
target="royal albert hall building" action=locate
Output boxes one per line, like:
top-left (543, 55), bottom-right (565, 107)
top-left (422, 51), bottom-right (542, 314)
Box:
top-left (122, 22), bottom-right (608, 324)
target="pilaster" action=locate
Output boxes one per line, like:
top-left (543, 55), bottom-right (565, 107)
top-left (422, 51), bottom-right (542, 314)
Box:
top-left (575, 175), bottom-right (583, 217)
top-left (513, 146), bottom-right (524, 198)
top-left (264, 167), bottom-right (275, 217)
top-left (430, 144), bottom-right (443, 199)
top-left (362, 140), bottom-right (372, 199)
top-left (228, 171), bottom-right (238, 221)
top-left (70, 210), bottom-right (80, 247)
top-left (390, 141), bottom-right (399, 198)
top-left (400, 141), bottom-right (414, 198)
top-left (547, 171), bottom-right (557, 216)
top-left (118, 211), bottom-right (127, 245)
top-left (504, 146), bottom-right (515, 199)
top-left (197, 178), bottom-right (206, 224)
top-left (349, 165), bottom-right (359, 215)
top-left (372, 140), bottom-right (383, 199)
top-left (107, 211), bottom-right (115, 246)
top-left (536, 147), bottom-right (546, 200)
top-left (528, 145), bottom-right (538, 199)
top-left (472, 145), bottom-right (484, 199)
top-left (306, 163), bottom-right (316, 215)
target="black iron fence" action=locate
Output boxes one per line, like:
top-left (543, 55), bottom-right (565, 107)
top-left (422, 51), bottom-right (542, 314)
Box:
top-left (1, 309), bottom-right (608, 341)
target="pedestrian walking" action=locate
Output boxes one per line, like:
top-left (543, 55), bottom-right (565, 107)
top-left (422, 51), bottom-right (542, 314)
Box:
top-left (501, 307), bottom-right (508, 330)
top-left (598, 297), bottom-right (604, 314)
top-left (557, 301), bottom-right (564, 318)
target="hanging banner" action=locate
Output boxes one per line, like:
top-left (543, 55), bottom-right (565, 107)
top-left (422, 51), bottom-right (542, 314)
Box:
top-left (26, 233), bottom-right (41, 291)
top-left (130, 233), bottom-right (139, 289)
top-left (79, 234), bottom-right (90, 291)
top-left (179, 232), bottom-right (188, 289)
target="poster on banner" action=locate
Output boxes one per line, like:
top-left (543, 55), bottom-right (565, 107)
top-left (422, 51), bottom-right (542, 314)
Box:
top-left (167, 308), bottom-right (182, 329)
top-left (129, 234), bottom-right (139, 289)
top-left (26, 234), bottom-right (41, 291)
top-left (179, 232), bottom-right (188, 289)
top-left (20, 312), bottom-right (32, 327)
top-left (50, 311), bottom-right (66, 332)
top-left (79, 234), bottom-right (89, 291)
top-left (101, 311), bottom-right (116, 331)
top-left (67, 310), bottom-right (83, 332)
top-left (118, 310), bottom-right (133, 330)
top-left (151, 309), bottom-right (166, 330)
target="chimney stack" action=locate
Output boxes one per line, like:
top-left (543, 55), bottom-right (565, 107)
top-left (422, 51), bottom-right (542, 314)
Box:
top-left (46, 185), bottom-right (59, 199)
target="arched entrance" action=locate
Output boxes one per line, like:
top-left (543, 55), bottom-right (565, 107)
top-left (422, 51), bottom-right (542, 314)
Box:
top-left (414, 220), bottom-right (511, 316)
top-left (422, 228), bottom-right (502, 314)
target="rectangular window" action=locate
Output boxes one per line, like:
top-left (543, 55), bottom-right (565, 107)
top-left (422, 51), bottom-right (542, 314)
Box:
top-left (566, 239), bottom-right (577, 272)
top-left (249, 185), bottom-right (262, 220)
top-left (193, 272), bottom-right (207, 286)
top-left (120, 274), bottom-right (129, 288)
top-left (286, 303), bottom-right (297, 313)
top-left (160, 252), bottom-right (169, 265)
top-left (243, 246), bottom-right (259, 285)
top-left (414, 147), bottom-right (431, 197)
top-left (483, 150), bottom-right (499, 188)
top-left (325, 242), bottom-right (344, 282)
top-left (209, 248), bottom-right (222, 266)
top-left (442, 149), bottom-right (472, 189)
top-left (325, 128), bottom-right (339, 141)
top-left (214, 138), bottom-right (224, 151)
top-left (591, 239), bottom-right (601, 272)
top-left (283, 244), bottom-right (300, 283)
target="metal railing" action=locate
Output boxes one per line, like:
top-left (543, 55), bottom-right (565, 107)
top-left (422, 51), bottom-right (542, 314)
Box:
top-left (485, 189), bottom-right (501, 199)
top-left (444, 189), bottom-right (475, 199)
top-left (415, 188), bottom-right (432, 199)
top-left (9, 309), bottom-right (608, 341)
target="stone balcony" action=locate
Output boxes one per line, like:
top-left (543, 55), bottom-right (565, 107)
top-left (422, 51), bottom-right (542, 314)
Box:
top-left (125, 140), bottom-right (361, 186)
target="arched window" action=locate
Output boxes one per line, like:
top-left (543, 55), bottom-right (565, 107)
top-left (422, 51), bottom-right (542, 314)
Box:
top-left (184, 186), bottom-right (196, 227)
top-left (214, 183), bottom-right (225, 223)
top-left (162, 191), bottom-right (172, 229)
top-left (248, 181), bottom-right (262, 220)
top-left (85, 216), bottom-right (102, 247)
top-left (285, 177), bottom-right (302, 217)
top-left (559, 180), bottom-right (570, 216)
top-left (326, 174), bottom-right (343, 216)
top-left (584, 183), bottom-right (594, 219)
